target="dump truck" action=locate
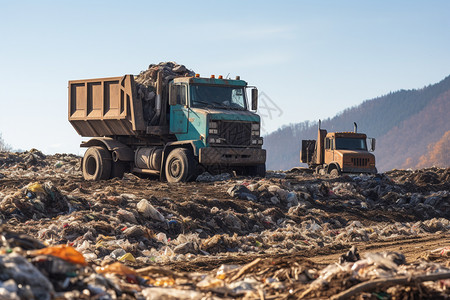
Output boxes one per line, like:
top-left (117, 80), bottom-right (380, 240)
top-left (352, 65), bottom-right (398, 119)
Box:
top-left (300, 121), bottom-right (377, 175)
top-left (68, 72), bottom-right (266, 182)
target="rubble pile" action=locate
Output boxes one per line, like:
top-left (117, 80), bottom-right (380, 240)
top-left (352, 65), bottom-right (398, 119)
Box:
top-left (0, 150), bottom-right (449, 299)
top-left (0, 232), bottom-right (448, 299)
top-left (134, 62), bottom-right (195, 125)
top-left (0, 150), bottom-right (79, 179)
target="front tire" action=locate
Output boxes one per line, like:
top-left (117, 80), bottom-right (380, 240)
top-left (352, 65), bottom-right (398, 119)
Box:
top-left (330, 168), bottom-right (340, 177)
top-left (82, 146), bottom-right (112, 181)
top-left (165, 148), bottom-right (196, 183)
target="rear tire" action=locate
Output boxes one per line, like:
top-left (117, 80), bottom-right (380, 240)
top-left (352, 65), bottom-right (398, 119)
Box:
top-left (82, 146), bottom-right (112, 181)
top-left (165, 148), bottom-right (197, 183)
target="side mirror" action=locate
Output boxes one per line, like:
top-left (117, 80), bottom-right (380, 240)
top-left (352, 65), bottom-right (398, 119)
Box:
top-left (369, 138), bottom-right (376, 151)
top-left (168, 84), bottom-right (177, 106)
top-left (251, 88), bottom-right (258, 110)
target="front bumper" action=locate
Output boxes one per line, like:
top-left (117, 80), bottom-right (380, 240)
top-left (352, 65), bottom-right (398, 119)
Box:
top-left (199, 147), bottom-right (266, 166)
top-left (342, 166), bottom-right (378, 174)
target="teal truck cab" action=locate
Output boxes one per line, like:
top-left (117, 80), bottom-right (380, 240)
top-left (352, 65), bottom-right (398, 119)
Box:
top-left (68, 73), bottom-right (266, 182)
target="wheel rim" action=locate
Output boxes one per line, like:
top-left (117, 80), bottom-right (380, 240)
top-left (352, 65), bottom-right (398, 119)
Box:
top-left (86, 156), bottom-right (97, 176)
top-left (169, 158), bottom-right (182, 179)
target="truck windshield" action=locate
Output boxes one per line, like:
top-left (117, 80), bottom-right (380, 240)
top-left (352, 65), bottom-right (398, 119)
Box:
top-left (190, 85), bottom-right (247, 110)
top-left (335, 138), bottom-right (367, 150)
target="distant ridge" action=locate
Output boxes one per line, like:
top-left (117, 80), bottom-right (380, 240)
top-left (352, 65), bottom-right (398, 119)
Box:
top-left (264, 75), bottom-right (450, 171)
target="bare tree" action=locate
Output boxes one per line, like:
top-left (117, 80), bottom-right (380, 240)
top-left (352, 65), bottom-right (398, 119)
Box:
top-left (0, 133), bottom-right (11, 152)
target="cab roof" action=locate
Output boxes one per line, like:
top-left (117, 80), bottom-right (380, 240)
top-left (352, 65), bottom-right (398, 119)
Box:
top-left (173, 76), bottom-right (247, 87)
top-left (327, 132), bottom-right (367, 139)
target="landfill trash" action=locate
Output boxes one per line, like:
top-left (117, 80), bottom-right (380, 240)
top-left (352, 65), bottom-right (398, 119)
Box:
top-left (339, 245), bottom-right (360, 263)
top-left (196, 172), bottom-right (231, 182)
top-left (173, 241), bottom-right (198, 255)
top-left (427, 246), bottom-right (450, 261)
top-left (227, 184), bottom-right (257, 201)
top-left (0, 252), bottom-right (54, 300)
top-left (301, 247), bottom-right (450, 300)
top-left (142, 287), bottom-right (204, 300)
top-left (30, 244), bottom-right (87, 266)
top-left (118, 252), bottom-right (136, 262)
top-left (137, 198), bottom-right (165, 222)
top-left (96, 261), bottom-right (136, 276)
top-left (1, 146), bottom-right (449, 299)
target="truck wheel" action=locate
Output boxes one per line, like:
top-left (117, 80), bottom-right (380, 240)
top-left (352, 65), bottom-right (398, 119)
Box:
top-left (316, 166), bottom-right (326, 176)
top-left (248, 164), bottom-right (266, 178)
top-left (330, 168), bottom-right (340, 177)
top-left (82, 146), bottom-right (112, 181)
top-left (165, 148), bottom-right (196, 183)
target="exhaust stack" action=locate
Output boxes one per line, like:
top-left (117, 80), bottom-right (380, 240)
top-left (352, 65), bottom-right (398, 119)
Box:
top-left (150, 71), bottom-right (163, 125)
top-left (353, 122), bottom-right (358, 133)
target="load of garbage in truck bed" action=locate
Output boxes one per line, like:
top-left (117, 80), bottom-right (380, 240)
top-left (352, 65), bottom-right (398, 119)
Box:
top-left (134, 62), bottom-right (195, 125)
top-left (0, 149), bottom-right (449, 299)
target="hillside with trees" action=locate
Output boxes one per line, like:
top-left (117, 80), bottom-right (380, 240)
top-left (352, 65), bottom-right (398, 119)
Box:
top-left (415, 130), bottom-right (450, 169)
top-left (264, 75), bottom-right (450, 171)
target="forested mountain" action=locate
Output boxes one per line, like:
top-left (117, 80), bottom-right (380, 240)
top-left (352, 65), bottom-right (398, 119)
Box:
top-left (264, 75), bottom-right (450, 171)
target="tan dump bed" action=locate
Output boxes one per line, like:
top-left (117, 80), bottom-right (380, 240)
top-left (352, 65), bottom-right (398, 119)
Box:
top-left (68, 75), bottom-right (145, 137)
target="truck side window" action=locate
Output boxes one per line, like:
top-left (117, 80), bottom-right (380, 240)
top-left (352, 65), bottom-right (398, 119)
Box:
top-left (325, 138), bottom-right (330, 149)
top-left (175, 85), bottom-right (187, 105)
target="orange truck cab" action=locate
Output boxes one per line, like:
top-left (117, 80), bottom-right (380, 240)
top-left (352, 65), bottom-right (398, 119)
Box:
top-left (301, 121), bottom-right (377, 175)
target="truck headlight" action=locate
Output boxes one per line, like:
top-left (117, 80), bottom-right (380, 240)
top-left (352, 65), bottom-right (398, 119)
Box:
top-left (252, 138), bottom-right (263, 145)
top-left (209, 137), bottom-right (221, 144)
top-left (251, 123), bottom-right (260, 136)
top-left (251, 123), bottom-right (260, 130)
top-left (209, 121), bottom-right (219, 134)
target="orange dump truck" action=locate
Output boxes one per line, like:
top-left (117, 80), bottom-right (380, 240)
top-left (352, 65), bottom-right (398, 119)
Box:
top-left (300, 121), bottom-right (377, 175)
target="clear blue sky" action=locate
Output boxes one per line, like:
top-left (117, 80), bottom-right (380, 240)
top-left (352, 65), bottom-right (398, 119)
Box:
top-left (0, 0), bottom-right (449, 154)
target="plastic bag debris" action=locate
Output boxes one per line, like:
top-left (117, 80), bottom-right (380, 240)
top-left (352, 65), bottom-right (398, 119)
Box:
top-left (142, 287), bottom-right (204, 300)
top-left (227, 184), bottom-right (257, 201)
top-left (137, 199), bottom-right (165, 222)
top-left (117, 208), bottom-right (138, 224)
top-left (30, 244), bottom-right (87, 266)
top-left (196, 172), bottom-right (231, 182)
top-left (96, 262), bottom-right (136, 276)
top-left (118, 252), bottom-right (136, 262)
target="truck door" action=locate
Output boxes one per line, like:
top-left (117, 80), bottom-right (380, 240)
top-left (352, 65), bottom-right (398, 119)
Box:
top-left (170, 84), bottom-right (189, 134)
top-left (324, 137), bottom-right (334, 163)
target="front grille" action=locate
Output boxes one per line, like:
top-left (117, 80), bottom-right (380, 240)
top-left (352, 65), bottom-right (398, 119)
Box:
top-left (351, 157), bottom-right (369, 167)
top-left (217, 121), bottom-right (251, 146)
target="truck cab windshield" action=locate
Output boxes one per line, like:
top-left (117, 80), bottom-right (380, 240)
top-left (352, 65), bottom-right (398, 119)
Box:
top-left (335, 138), bottom-right (367, 151)
top-left (190, 85), bottom-right (247, 110)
